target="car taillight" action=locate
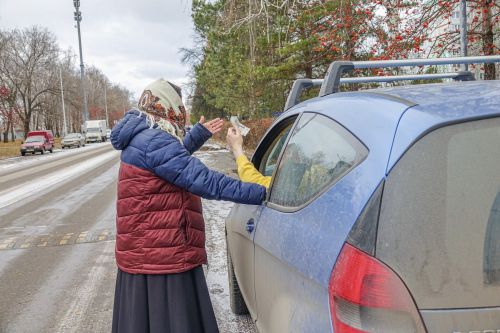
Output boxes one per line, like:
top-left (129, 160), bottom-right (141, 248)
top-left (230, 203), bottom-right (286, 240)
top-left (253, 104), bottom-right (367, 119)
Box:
top-left (329, 243), bottom-right (426, 333)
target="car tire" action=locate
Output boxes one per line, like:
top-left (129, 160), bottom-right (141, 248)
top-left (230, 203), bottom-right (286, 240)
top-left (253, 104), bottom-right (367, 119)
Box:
top-left (21, 152), bottom-right (25, 156)
top-left (227, 247), bottom-right (249, 315)
top-left (41, 148), bottom-right (45, 155)
top-left (49, 147), bottom-right (53, 153)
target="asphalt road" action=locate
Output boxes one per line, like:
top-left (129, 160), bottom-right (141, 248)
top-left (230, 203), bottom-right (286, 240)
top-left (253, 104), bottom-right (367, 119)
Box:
top-left (0, 142), bottom-right (256, 333)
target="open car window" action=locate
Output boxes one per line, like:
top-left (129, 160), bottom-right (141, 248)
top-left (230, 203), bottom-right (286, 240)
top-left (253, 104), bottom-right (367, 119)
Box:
top-left (258, 123), bottom-right (294, 177)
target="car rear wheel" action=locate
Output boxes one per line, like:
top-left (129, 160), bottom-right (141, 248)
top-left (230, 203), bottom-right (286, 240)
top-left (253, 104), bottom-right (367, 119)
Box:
top-left (40, 148), bottom-right (45, 155)
top-left (21, 152), bottom-right (25, 156)
top-left (227, 247), bottom-right (249, 315)
top-left (49, 147), bottom-right (53, 153)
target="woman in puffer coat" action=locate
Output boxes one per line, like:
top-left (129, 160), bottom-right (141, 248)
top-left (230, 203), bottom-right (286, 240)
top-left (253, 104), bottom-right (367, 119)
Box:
top-left (110, 79), bottom-right (266, 333)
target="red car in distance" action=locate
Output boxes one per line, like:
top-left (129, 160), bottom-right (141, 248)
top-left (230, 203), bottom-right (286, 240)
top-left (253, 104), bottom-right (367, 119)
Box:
top-left (20, 130), bottom-right (54, 156)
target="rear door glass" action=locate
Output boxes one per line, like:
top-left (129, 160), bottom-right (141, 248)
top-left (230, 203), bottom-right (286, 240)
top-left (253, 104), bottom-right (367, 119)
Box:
top-left (269, 113), bottom-right (367, 208)
top-left (377, 117), bottom-right (500, 309)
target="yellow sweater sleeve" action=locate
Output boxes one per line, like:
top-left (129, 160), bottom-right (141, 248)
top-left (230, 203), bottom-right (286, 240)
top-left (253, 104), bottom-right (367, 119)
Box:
top-left (236, 155), bottom-right (272, 189)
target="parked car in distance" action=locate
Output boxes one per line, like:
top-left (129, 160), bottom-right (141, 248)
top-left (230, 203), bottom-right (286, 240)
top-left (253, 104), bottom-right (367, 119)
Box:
top-left (20, 135), bottom-right (50, 155)
top-left (225, 56), bottom-right (500, 333)
top-left (20, 130), bottom-right (54, 156)
top-left (61, 133), bottom-right (85, 149)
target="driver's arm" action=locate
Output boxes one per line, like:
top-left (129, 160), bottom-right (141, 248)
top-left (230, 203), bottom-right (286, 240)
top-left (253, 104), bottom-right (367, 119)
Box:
top-left (236, 154), bottom-right (272, 188)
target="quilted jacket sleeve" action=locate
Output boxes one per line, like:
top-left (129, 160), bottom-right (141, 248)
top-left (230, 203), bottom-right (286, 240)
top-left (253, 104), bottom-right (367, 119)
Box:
top-left (145, 131), bottom-right (266, 205)
top-left (183, 123), bottom-right (212, 155)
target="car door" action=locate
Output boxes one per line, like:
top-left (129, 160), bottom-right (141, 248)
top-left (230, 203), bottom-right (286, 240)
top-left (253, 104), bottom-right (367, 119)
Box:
top-left (225, 116), bottom-right (297, 319)
top-left (253, 112), bottom-right (368, 333)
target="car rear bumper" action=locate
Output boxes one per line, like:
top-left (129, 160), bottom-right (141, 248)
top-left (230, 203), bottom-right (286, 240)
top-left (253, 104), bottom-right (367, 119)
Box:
top-left (62, 142), bottom-right (81, 147)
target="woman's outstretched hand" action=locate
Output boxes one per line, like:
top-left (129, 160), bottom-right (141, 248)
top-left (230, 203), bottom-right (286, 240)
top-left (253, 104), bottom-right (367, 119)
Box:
top-left (199, 116), bottom-right (224, 135)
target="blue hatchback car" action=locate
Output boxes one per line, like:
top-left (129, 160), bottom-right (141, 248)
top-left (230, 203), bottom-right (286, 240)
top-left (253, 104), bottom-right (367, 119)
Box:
top-left (225, 56), bottom-right (500, 333)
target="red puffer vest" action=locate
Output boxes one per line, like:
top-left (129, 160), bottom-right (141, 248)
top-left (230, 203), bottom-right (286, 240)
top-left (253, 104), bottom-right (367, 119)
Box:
top-left (115, 162), bottom-right (207, 274)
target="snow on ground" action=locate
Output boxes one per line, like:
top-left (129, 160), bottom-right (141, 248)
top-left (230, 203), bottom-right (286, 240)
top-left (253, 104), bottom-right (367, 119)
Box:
top-left (195, 143), bottom-right (257, 333)
top-left (203, 199), bottom-right (257, 333)
top-left (0, 142), bottom-right (111, 172)
top-left (0, 150), bottom-right (119, 210)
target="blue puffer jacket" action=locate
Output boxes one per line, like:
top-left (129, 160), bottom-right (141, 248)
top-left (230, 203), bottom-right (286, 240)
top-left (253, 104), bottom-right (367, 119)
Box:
top-left (110, 110), bottom-right (266, 274)
top-left (111, 110), bottom-right (266, 204)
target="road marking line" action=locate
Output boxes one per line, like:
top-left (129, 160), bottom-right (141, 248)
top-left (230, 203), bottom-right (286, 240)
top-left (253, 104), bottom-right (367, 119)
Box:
top-left (76, 232), bottom-right (88, 243)
top-left (0, 229), bottom-right (115, 250)
top-left (1, 237), bottom-right (17, 243)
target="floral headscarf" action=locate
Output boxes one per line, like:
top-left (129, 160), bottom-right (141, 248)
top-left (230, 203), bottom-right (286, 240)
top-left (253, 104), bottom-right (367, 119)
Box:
top-left (137, 78), bottom-right (186, 141)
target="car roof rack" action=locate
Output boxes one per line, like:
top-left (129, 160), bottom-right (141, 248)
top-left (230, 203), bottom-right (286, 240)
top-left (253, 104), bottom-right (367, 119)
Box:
top-left (284, 55), bottom-right (500, 111)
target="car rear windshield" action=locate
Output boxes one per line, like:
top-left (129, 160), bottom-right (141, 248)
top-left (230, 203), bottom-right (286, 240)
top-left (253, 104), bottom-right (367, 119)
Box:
top-left (87, 128), bottom-right (100, 133)
top-left (25, 136), bottom-right (44, 143)
top-left (377, 117), bottom-right (500, 309)
top-left (65, 134), bottom-right (79, 138)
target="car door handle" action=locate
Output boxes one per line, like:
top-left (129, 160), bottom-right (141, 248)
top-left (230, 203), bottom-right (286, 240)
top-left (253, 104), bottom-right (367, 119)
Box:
top-left (246, 218), bottom-right (255, 233)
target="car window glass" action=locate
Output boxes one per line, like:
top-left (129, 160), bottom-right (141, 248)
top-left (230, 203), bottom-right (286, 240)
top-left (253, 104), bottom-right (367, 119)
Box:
top-left (26, 136), bottom-right (44, 142)
top-left (259, 122), bottom-right (294, 177)
top-left (270, 113), bottom-right (367, 208)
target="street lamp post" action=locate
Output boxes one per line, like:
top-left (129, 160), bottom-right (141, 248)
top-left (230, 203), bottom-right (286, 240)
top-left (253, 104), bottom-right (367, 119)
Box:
top-left (59, 66), bottom-right (67, 136)
top-left (460, 0), bottom-right (468, 71)
top-left (104, 83), bottom-right (109, 129)
top-left (73, 0), bottom-right (89, 122)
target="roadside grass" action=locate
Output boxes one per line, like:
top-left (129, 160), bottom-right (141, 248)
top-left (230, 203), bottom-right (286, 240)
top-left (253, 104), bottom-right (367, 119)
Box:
top-left (0, 138), bottom-right (63, 159)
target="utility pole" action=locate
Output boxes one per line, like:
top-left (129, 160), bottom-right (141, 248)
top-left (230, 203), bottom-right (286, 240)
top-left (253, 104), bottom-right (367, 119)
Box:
top-left (59, 66), bottom-right (67, 136)
top-left (104, 83), bottom-right (109, 129)
top-left (460, 0), bottom-right (468, 71)
top-left (73, 0), bottom-right (89, 122)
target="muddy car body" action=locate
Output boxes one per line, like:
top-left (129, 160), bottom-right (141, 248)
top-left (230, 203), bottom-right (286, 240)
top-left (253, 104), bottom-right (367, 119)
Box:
top-left (225, 56), bottom-right (500, 333)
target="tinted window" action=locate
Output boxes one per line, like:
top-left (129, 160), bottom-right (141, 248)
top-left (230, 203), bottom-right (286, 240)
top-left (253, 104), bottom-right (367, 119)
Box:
top-left (377, 118), bottom-right (500, 309)
top-left (269, 113), bottom-right (367, 208)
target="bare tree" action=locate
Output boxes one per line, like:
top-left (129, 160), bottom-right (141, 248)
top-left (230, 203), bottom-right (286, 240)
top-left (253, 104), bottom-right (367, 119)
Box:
top-left (0, 27), bottom-right (59, 135)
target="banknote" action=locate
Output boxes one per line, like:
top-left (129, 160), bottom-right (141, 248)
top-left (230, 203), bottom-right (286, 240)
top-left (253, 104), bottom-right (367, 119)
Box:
top-left (230, 116), bottom-right (250, 136)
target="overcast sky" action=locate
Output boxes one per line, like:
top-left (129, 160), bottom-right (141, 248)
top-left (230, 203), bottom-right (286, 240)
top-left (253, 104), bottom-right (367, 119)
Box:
top-left (0, 0), bottom-right (195, 98)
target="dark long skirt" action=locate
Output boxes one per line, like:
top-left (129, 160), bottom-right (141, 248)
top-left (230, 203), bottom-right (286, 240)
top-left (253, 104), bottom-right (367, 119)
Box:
top-left (112, 266), bottom-right (219, 333)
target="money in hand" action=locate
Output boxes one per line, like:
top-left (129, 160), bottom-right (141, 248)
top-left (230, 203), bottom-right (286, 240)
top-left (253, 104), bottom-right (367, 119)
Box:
top-left (230, 116), bottom-right (250, 136)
